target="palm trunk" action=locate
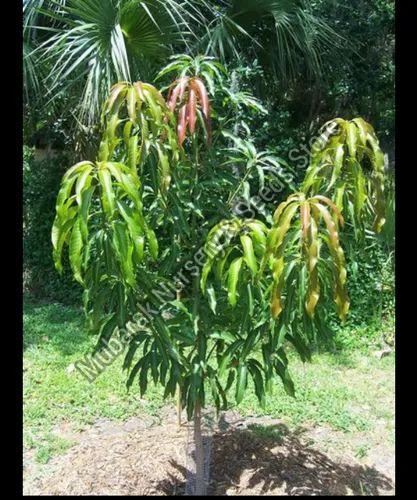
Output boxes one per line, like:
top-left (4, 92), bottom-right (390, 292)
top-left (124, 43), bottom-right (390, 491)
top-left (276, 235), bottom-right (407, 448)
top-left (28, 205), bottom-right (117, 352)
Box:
top-left (193, 402), bottom-right (206, 495)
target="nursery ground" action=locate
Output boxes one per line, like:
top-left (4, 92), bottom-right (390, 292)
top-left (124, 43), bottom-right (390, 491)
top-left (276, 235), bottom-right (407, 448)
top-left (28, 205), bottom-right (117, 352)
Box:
top-left (23, 300), bottom-right (395, 495)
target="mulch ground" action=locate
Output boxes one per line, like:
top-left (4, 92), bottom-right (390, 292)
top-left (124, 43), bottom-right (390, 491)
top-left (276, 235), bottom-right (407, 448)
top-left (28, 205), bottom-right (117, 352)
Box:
top-left (23, 407), bottom-right (394, 496)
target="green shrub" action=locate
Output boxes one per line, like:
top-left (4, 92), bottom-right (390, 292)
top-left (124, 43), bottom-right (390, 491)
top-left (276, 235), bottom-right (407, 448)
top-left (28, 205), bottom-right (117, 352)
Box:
top-left (329, 230), bottom-right (395, 351)
top-left (23, 146), bottom-right (81, 304)
top-left (346, 243), bottom-right (394, 326)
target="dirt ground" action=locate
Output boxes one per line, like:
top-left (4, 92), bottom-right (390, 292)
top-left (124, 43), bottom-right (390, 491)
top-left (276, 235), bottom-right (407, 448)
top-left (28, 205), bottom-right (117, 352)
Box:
top-left (23, 406), bottom-right (394, 496)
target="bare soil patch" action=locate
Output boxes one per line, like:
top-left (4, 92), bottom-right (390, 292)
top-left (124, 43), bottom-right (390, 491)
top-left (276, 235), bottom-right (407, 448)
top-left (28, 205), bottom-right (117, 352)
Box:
top-left (23, 407), bottom-right (394, 496)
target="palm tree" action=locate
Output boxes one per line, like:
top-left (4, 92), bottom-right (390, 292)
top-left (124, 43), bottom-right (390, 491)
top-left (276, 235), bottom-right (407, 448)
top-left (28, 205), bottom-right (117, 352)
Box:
top-left (24, 0), bottom-right (207, 126)
top-left (201, 0), bottom-right (343, 84)
top-left (24, 0), bottom-right (343, 129)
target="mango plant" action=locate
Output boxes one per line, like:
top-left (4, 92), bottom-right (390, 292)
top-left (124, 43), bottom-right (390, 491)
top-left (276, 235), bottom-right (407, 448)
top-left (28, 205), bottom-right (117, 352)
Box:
top-left (302, 117), bottom-right (386, 234)
top-left (52, 55), bottom-right (386, 494)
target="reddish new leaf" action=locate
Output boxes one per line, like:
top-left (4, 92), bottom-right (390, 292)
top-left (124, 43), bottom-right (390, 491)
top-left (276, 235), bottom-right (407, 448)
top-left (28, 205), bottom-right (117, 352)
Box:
top-left (192, 78), bottom-right (210, 118)
top-left (192, 77), bottom-right (211, 144)
top-left (167, 77), bottom-right (189, 112)
top-left (177, 104), bottom-right (188, 146)
top-left (188, 87), bottom-right (197, 135)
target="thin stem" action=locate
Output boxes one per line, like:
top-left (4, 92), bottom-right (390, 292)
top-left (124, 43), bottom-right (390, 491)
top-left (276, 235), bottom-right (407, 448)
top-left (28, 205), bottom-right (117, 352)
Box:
top-left (190, 133), bottom-right (206, 495)
top-left (176, 384), bottom-right (182, 431)
top-left (191, 132), bottom-right (200, 337)
top-left (176, 288), bottom-right (182, 431)
top-left (193, 402), bottom-right (206, 495)
top-left (227, 164), bottom-right (254, 206)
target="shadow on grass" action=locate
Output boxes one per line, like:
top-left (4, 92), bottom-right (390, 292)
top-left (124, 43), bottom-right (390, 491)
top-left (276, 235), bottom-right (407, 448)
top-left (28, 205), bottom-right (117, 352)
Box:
top-left (23, 299), bottom-right (89, 356)
top-left (155, 422), bottom-right (393, 496)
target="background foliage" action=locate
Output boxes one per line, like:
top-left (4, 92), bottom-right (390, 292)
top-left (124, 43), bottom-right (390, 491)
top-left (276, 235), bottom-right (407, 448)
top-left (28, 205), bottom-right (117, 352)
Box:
top-left (23, 146), bottom-right (81, 303)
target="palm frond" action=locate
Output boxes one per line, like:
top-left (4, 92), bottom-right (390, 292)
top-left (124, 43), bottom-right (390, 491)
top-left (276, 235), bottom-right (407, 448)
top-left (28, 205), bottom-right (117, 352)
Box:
top-left (200, 0), bottom-right (344, 84)
top-left (29, 0), bottom-right (206, 126)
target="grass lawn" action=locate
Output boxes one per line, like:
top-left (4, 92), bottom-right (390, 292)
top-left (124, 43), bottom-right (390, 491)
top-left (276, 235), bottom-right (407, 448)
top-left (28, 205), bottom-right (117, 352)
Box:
top-left (23, 299), bottom-right (394, 464)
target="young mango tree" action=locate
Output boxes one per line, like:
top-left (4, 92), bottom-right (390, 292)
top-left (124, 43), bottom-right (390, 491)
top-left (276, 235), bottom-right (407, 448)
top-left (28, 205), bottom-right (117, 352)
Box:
top-left (52, 54), bottom-right (386, 494)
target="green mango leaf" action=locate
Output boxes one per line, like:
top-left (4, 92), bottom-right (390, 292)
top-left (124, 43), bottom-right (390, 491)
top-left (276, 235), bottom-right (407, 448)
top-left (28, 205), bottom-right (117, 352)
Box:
top-left (98, 167), bottom-right (115, 216)
top-left (69, 217), bottom-right (84, 285)
top-left (206, 285), bottom-right (217, 314)
top-left (235, 363), bottom-right (248, 404)
top-left (227, 256), bottom-right (243, 307)
top-left (240, 234), bottom-right (258, 275)
top-left (248, 360), bottom-right (266, 408)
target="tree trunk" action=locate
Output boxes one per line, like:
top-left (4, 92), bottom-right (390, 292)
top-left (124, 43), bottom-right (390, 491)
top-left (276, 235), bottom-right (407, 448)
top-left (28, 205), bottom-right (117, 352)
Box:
top-left (194, 402), bottom-right (206, 495)
top-left (177, 384), bottom-right (182, 431)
